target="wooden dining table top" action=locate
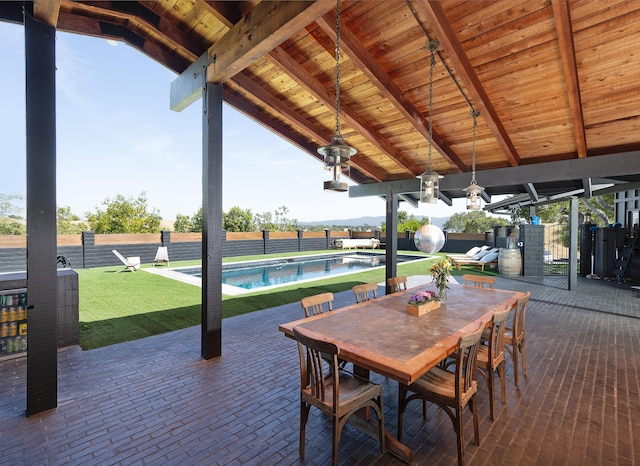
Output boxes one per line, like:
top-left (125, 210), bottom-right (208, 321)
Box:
top-left (279, 283), bottom-right (525, 385)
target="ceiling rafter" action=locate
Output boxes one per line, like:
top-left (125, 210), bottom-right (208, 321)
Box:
top-left (265, 46), bottom-right (407, 181)
top-left (316, 12), bottom-right (465, 173)
top-left (416, 0), bottom-right (521, 167)
top-left (551, 0), bottom-right (587, 159)
top-left (58, 0), bottom-right (192, 72)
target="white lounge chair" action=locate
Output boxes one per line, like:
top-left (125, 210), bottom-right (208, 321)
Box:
top-left (112, 249), bottom-right (141, 273)
top-left (153, 246), bottom-right (170, 267)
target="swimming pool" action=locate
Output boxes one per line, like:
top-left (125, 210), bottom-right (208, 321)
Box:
top-left (152, 252), bottom-right (428, 295)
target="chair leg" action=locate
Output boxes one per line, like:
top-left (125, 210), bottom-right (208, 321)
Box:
top-left (499, 362), bottom-right (506, 406)
top-left (520, 339), bottom-right (527, 376)
top-left (300, 402), bottom-right (310, 459)
top-left (488, 367), bottom-right (496, 421)
top-left (455, 408), bottom-right (465, 466)
top-left (471, 394), bottom-right (480, 446)
top-left (511, 345), bottom-right (520, 388)
top-left (332, 416), bottom-right (340, 466)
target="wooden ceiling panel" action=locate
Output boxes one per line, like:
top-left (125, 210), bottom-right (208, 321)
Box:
top-left (9, 0), bottom-right (640, 202)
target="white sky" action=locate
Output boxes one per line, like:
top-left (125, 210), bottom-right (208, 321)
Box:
top-left (0, 21), bottom-right (474, 224)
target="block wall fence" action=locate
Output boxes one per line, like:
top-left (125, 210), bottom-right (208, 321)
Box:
top-left (0, 229), bottom-right (491, 274)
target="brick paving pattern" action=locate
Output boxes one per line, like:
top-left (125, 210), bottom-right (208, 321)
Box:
top-left (1, 276), bottom-right (639, 465)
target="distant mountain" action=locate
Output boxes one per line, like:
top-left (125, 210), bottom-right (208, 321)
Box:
top-left (299, 216), bottom-right (448, 229)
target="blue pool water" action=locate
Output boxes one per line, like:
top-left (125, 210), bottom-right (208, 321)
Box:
top-left (175, 252), bottom-right (426, 290)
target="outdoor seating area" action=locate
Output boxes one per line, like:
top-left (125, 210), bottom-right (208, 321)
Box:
top-left (447, 246), bottom-right (500, 272)
top-left (1, 275), bottom-right (639, 465)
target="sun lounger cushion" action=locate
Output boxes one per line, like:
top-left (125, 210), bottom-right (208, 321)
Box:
top-left (479, 251), bottom-right (499, 263)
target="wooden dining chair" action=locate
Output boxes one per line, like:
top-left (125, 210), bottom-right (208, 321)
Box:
top-left (292, 326), bottom-right (385, 466)
top-left (462, 274), bottom-right (496, 288)
top-left (476, 306), bottom-right (511, 421)
top-left (398, 325), bottom-right (484, 466)
top-left (387, 276), bottom-right (408, 293)
top-left (352, 282), bottom-right (378, 303)
top-left (505, 291), bottom-right (531, 387)
top-left (300, 292), bottom-right (334, 318)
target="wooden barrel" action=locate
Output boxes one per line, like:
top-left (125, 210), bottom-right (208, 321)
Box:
top-left (499, 248), bottom-right (522, 276)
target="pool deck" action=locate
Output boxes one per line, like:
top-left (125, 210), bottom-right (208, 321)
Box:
top-left (2, 274), bottom-right (639, 465)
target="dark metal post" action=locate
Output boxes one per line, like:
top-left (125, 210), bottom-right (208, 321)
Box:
top-left (385, 191), bottom-right (398, 294)
top-left (25, 12), bottom-right (58, 415)
top-left (201, 82), bottom-right (223, 359)
top-left (568, 197), bottom-right (578, 290)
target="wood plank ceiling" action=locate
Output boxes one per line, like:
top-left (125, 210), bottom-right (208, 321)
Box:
top-left (4, 0), bottom-right (640, 209)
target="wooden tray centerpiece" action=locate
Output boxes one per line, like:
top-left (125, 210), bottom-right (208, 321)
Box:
top-left (406, 290), bottom-right (441, 317)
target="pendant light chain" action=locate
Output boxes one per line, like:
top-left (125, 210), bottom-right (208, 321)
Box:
top-left (427, 44), bottom-right (436, 170)
top-left (333, 0), bottom-right (342, 137)
top-left (470, 109), bottom-right (480, 184)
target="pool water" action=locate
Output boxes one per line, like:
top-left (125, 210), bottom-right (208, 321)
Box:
top-left (175, 252), bottom-right (426, 290)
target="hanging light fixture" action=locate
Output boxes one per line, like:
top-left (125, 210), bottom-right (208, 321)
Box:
top-left (417, 39), bottom-right (442, 204)
top-left (464, 109), bottom-right (484, 210)
top-left (318, 0), bottom-right (356, 192)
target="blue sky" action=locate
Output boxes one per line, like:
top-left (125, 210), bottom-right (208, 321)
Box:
top-left (0, 21), bottom-right (470, 224)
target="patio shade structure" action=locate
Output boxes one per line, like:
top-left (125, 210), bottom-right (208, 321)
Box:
top-left (4, 0), bottom-right (640, 414)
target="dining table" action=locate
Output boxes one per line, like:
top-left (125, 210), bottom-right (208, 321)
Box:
top-left (279, 282), bottom-right (526, 463)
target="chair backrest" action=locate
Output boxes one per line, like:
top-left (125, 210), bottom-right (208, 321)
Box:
top-left (487, 306), bottom-right (511, 365)
top-left (112, 249), bottom-right (130, 265)
top-left (352, 282), bottom-right (378, 303)
top-left (293, 326), bottom-right (340, 407)
top-left (300, 292), bottom-right (334, 318)
top-left (511, 291), bottom-right (531, 343)
top-left (453, 325), bottom-right (484, 398)
top-left (387, 276), bottom-right (408, 293)
top-left (462, 274), bottom-right (496, 288)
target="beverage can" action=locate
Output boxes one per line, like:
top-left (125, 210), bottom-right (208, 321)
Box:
top-left (0, 308), bottom-right (7, 323)
top-left (9, 322), bottom-right (17, 337)
top-left (8, 307), bottom-right (16, 322)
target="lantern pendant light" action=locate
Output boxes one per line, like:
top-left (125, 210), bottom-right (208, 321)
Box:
top-left (417, 39), bottom-right (442, 204)
top-left (464, 109), bottom-right (484, 210)
top-left (317, 0), bottom-right (356, 192)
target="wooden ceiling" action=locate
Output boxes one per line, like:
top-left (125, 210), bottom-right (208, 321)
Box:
top-left (4, 0), bottom-right (640, 209)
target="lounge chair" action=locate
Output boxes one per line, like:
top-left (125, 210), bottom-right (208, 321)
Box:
top-left (447, 247), bottom-right (499, 272)
top-left (153, 246), bottom-right (170, 267)
top-left (112, 249), bottom-right (141, 273)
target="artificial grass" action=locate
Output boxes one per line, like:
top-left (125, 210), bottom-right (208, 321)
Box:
top-left (78, 251), bottom-right (495, 350)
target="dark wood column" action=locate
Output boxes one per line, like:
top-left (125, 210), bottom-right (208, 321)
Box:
top-left (201, 82), bottom-right (223, 359)
top-left (385, 191), bottom-right (398, 294)
top-left (25, 12), bottom-right (58, 415)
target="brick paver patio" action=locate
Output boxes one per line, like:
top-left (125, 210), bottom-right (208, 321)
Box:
top-left (1, 275), bottom-right (639, 465)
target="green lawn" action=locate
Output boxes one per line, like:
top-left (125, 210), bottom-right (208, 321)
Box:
top-left (78, 250), bottom-right (495, 350)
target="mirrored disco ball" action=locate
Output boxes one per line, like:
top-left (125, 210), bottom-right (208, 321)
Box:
top-left (414, 224), bottom-right (445, 254)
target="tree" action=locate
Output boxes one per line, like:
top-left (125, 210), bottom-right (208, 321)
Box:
top-left (254, 205), bottom-right (298, 231)
top-left (57, 206), bottom-right (88, 234)
top-left (174, 208), bottom-right (203, 233)
top-left (0, 193), bottom-right (25, 235)
top-left (443, 211), bottom-right (509, 233)
top-left (380, 212), bottom-right (429, 232)
top-left (223, 206), bottom-right (254, 232)
top-left (86, 192), bottom-right (161, 233)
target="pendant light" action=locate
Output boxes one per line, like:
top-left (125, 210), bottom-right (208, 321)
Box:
top-left (417, 39), bottom-right (442, 204)
top-left (464, 109), bottom-right (484, 210)
top-left (317, 0), bottom-right (356, 192)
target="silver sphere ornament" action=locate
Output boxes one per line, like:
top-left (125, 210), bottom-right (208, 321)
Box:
top-left (414, 224), bottom-right (445, 254)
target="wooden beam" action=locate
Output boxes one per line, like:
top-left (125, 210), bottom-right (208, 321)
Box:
top-left (417, 0), bottom-right (521, 167)
top-left (34, 0), bottom-right (60, 27)
top-left (205, 0), bottom-right (334, 84)
top-left (316, 13), bottom-right (465, 173)
top-left (552, 0), bottom-right (588, 159)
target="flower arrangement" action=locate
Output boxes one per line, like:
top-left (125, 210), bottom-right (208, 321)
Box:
top-left (407, 290), bottom-right (439, 306)
top-left (430, 258), bottom-right (453, 302)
